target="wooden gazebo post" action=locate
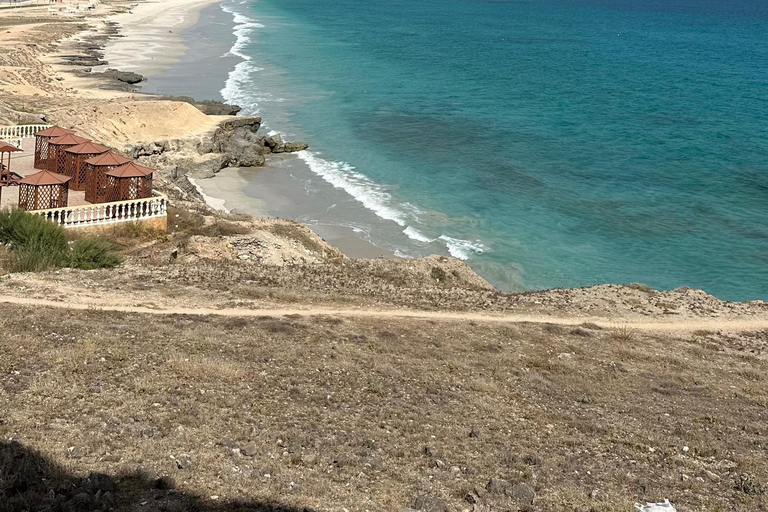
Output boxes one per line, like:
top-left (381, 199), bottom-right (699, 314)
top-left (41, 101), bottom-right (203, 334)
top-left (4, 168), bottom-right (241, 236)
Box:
top-left (33, 126), bottom-right (73, 170)
top-left (46, 134), bottom-right (89, 174)
top-left (62, 141), bottom-right (109, 191)
top-left (0, 141), bottom-right (22, 186)
top-left (18, 170), bottom-right (71, 210)
top-left (83, 152), bottom-right (132, 203)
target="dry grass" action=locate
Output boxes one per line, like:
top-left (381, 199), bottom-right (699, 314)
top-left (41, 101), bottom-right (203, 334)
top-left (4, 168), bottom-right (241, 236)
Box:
top-left (1, 306), bottom-right (767, 511)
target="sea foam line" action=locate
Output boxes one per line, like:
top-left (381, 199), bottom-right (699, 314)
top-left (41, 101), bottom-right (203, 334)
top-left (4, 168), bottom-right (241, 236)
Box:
top-left (220, 2), bottom-right (262, 114)
top-left (297, 150), bottom-right (410, 227)
top-left (218, 4), bottom-right (486, 262)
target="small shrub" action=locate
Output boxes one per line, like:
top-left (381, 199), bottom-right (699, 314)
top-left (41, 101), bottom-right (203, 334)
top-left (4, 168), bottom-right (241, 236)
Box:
top-left (627, 282), bottom-right (656, 293)
top-left (0, 209), bottom-right (68, 271)
top-left (0, 210), bottom-right (123, 272)
top-left (736, 474), bottom-right (764, 496)
top-left (202, 220), bottom-right (251, 237)
top-left (430, 266), bottom-right (447, 282)
top-left (69, 237), bottom-right (122, 270)
top-left (612, 325), bottom-right (636, 342)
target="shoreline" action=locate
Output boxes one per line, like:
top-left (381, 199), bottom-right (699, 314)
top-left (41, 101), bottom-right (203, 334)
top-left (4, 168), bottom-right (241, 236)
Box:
top-left (109, 0), bottom-right (400, 260)
top-left (97, 0), bottom-right (225, 79)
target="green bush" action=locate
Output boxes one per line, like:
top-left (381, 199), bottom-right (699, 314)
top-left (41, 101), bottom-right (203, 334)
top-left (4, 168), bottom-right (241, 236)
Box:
top-left (0, 209), bottom-right (122, 272)
top-left (0, 209), bottom-right (69, 271)
top-left (69, 237), bottom-right (122, 270)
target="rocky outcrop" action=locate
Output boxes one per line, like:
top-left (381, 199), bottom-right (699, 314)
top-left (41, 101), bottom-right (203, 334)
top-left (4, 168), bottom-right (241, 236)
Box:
top-left (124, 115), bottom-right (310, 187)
top-left (210, 116), bottom-right (308, 168)
top-left (100, 68), bottom-right (146, 84)
top-left (158, 95), bottom-right (241, 116)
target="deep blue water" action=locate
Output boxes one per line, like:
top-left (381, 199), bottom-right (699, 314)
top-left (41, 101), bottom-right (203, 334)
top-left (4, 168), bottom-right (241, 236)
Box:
top-left (221, 0), bottom-right (768, 300)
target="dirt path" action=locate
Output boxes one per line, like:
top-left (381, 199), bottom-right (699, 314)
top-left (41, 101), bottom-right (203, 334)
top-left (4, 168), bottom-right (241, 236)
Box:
top-left (2, 294), bottom-right (767, 332)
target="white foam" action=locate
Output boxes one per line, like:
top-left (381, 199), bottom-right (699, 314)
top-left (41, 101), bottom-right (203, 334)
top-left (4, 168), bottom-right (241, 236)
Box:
top-left (220, 3), bottom-right (262, 114)
top-left (438, 235), bottom-right (485, 260)
top-left (403, 225), bottom-right (434, 243)
top-left (297, 150), bottom-right (410, 227)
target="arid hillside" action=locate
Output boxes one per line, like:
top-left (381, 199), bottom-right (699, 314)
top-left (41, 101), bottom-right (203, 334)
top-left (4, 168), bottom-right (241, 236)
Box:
top-left (1, 299), bottom-right (767, 512)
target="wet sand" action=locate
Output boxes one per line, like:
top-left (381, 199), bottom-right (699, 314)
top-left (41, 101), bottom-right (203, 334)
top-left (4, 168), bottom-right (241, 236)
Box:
top-left (99, 0), bottom-right (224, 78)
top-left (195, 166), bottom-right (395, 259)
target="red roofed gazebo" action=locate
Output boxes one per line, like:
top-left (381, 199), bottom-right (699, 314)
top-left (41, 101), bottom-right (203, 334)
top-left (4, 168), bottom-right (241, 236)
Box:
top-left (62, 141), bottom-right (109, 191)
top-left (84, 151), bottom-right (132, 203)
top-left (106, 161), bottom-right (154, 202)
top-left (18, 170), bottom-right (71, 210)
top-left (46, 133), bottom-right (89, 174)
top-left (0, 141), bottom-right (22, 186)
top-left (34, 126), bottom-right (74, 170)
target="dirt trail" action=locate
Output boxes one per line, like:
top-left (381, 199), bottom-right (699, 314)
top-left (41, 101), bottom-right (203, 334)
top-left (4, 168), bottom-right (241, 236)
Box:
top-left (2, 294), bottom-right (766, 332)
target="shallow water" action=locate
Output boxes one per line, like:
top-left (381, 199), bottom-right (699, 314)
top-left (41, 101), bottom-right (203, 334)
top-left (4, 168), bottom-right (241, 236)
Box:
top-left (157, 0), bottom-right (768, 300)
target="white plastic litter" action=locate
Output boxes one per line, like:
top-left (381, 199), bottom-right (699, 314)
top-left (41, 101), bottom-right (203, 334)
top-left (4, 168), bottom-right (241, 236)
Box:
top-left (634, 500), bottom-right (676, 512)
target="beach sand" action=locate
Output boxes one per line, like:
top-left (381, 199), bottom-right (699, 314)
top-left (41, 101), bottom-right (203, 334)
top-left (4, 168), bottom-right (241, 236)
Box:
top-left (195, 167), bottom-right (395, 259)
top-left (98, 0), bottom-right (225, 78)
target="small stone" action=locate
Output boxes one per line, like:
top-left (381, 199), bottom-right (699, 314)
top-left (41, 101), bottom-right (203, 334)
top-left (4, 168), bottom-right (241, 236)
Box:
top-left (414, 495), bottom-right (448, 512)
top-left (424, 445), bottom-right (440, 458)
top-left (86, 472), bottom-right (116, 494)
top-left (155, 476), bottom-right (176, 490)
top-left (67, 446), bottom-right (85, 459)
top-left (219, 437), bottom-right (236, 448)
top-left (69, 492), bottom-right (92, 507)
top-left (435, 459), bottom-right (445, 468)
top-left (99, 491), bottom-right (116, 507)
top-left (241, 443), bottom-right (258, 457)
top-left (175, 456), bottom-right (193, 470)
top-left (469, 428), bottom-right (480, 438)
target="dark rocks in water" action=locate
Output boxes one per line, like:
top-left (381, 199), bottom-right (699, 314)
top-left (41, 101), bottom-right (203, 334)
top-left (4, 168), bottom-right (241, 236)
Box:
top-left (60, 56), bottom-right (107, 67)
top-left (101, 68), bottom-right (146, 84)
top-left (264, 133), bottom-right (283, 149)
top-left (281, 141), bottom-right (309, 153)
top-left (160, 95), bottom-right (241, 116)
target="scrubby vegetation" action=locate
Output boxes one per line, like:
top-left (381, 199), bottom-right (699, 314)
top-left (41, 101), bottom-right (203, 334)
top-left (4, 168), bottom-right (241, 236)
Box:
top-left (0, 209), bottom-right (122, 272)
top-left (1, 306), bottom-right (767, 511)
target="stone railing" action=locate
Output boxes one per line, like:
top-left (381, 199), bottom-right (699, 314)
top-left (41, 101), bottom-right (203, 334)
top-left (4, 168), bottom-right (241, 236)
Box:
top-left (0, 124), bottom-right (51, 140)
top-left (30, 192), bottom-right (168, 229)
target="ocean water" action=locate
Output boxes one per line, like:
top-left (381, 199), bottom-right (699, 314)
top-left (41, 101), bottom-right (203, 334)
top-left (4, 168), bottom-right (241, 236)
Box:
top-left (215, 0), bottom-right (768, 301)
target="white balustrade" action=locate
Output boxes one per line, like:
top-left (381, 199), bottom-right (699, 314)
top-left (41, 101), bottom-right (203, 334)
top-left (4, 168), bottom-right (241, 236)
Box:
top-left (29, 192), bottom-right (168, 229)
top-left (0, 124), bottom-right (52, 141)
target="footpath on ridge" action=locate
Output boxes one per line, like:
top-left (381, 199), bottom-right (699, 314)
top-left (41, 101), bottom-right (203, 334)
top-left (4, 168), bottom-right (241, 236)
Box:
top-left (2, 294), bottom-right (767, 333)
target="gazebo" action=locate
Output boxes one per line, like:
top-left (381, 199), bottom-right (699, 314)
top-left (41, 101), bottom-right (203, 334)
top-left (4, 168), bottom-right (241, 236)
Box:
top-left (84, 151), bottom-right (132, 203)
top-left (18, 170), bottom-right (71, 211)
top-left (46, 133), bottom-right (89, 174)
top-left (62, 141), bottom-right (109, 191)
top-left (0, 141), bottom-right (22, 186)
top-left (33, 126), bottom-right (74, 170)
top-left (105, 161), bottom-right (154, 202)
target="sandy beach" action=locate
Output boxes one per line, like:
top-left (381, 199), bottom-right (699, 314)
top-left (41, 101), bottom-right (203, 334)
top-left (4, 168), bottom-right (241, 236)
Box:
top-left (98, 0), bottom-right (225, 78)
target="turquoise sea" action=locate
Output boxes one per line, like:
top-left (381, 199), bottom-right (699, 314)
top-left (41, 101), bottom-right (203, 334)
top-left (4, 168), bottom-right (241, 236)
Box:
top-left (213, 0), bottom-right (767, 301)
